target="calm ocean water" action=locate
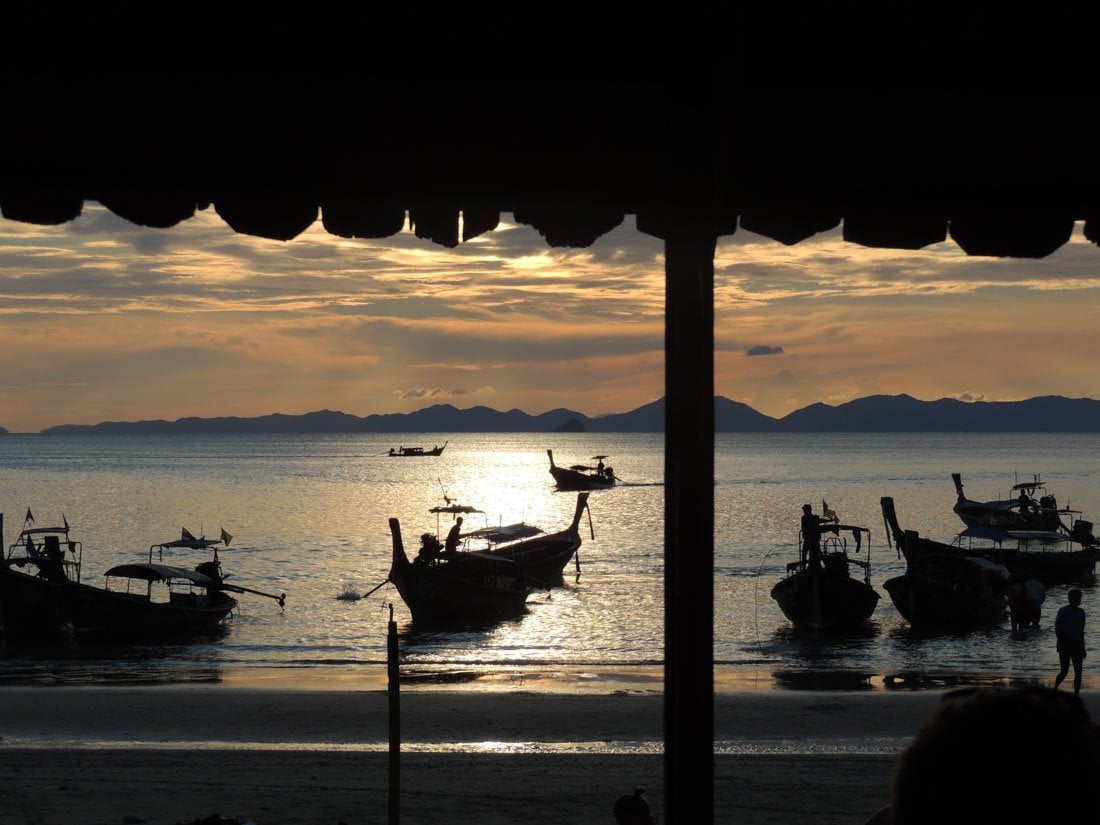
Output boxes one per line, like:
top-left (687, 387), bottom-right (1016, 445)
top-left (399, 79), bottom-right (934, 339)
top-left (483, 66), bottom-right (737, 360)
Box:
top-left (2, 431), bottom-right (1099, 691)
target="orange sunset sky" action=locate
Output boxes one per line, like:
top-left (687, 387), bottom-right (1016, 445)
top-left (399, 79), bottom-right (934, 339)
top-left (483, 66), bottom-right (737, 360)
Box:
top-left (1, 204), bottom-right (1099, 433)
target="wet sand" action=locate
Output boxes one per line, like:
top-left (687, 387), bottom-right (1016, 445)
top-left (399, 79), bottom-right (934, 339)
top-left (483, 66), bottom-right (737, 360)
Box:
top-left (1, 682), bottom-right (1091, 825)
top-left (0, 684), bottom-right (948, 825)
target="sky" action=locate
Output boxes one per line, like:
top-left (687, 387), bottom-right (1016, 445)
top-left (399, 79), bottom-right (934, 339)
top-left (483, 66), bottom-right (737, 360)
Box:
top-left (1, 204), bottom-right (1099, 432)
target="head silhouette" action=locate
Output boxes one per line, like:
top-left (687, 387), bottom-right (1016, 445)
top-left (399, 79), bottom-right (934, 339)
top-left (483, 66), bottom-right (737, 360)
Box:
top-left (889, 686), bottom-right (1100, 825)
top-left (803, 504), bottom-right (812, 514)
top-left (1069, 589), bottom-right (1083, 606)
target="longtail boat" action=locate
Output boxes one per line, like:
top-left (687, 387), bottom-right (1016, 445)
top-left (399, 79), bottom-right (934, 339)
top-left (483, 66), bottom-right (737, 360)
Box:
top-left (547, 449), bottom-right (615, 490)
top-left (0, 514), bottom-right (285, 643)
top-left (389, 441), bottom-right (447, 457)
top-left (770, 504), bottom-right (879, 631)
top-left (880, 496), bottom-right (1008, 630)
top-left (387, 517), bottom-right (531, 623)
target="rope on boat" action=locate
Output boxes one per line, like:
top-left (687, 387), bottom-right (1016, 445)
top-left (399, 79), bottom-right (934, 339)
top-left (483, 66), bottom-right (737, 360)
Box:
top-left (362, 578), bottom-right (390, 599)
top-left (751, 543), bottom-right (787, 652)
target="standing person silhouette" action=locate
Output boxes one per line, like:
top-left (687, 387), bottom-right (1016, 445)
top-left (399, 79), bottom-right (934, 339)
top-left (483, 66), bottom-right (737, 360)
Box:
top-left (800, 504), bottom-right (824, 570)
top-left (1055, 588), bottom-right (1087, 696)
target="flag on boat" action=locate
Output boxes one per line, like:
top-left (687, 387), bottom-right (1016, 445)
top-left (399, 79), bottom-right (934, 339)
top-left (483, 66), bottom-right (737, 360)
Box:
top-left (63, 514), bottom-right (69, 532)
top-left (822, 500), bottom-right (837, 522)
top-left (220, 527), bottom-right (233, 547)
top-left (181, 527), bottom-right (196, 541)
top-left (25, 508), bottom-right (34, 524)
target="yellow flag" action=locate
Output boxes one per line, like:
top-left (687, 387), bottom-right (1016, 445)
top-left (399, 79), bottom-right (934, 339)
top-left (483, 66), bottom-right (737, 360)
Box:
top-left (220, 528), bottom-right (233, 547)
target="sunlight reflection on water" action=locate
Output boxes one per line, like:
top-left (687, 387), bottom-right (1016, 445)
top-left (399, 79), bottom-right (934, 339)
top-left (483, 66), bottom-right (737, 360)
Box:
top-left (3, 738), bottom-right (908, 755)
top-left (2, 432), bottom-right (1100, 690)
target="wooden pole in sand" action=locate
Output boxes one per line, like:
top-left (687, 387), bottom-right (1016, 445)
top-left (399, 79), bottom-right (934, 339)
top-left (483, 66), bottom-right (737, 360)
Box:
top-left (0, 513), bottom-right (5, 647)
top-left (388, 602), bottom-right (400, 825)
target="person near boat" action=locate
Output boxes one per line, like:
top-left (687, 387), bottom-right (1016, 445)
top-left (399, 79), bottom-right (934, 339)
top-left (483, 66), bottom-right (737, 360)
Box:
top-left (1008, 575), bottom-right (1029, 633)
top-left (800, 503), bottom-right (836, 569)
top-left (1025, 576), bottom-right (1046, 627)
top-left (1055, 589), bottom-right (1087, 696)
top-left (1018, 488), bottom-right (1033, 514)
top-left (417, 533), bottom-right (443, 562)
top-left (444, 516), bottom-right (464, 557)
top-left (37, 535), bottom-right (69, 584)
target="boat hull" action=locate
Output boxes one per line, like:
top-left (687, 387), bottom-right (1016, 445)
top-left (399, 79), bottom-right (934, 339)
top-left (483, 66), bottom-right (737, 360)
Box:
top-left (889, 536), bottom-right (1008, 629)
top-left (1, 563), bottom-right (235, 642)
top-left (547, 450), bottom-right (614, 491)
top-left (389, 442), bottom-right (447, 457)
top-left (771, 569), bottom-right (879, 631)
top-left (480, 536), bottom-right (580, 585)
top-left (475, 493), bottom-right (589, 585)
top-left (390, 562), bottom-right (529, 622)
top-left (883, 565), bottom-right (1006, 630)
top-left (549, 466), bottom-right (614, 491)
top-left (881, 497), bottom-right (1009, 631)
top-left (957, 543), bottom-right (1098, 586)
top-left (0, 563), bottom-right (73, 642)
top-left (953, 500), bottom-right (1063, 532)
top-left (62, 583), bottom-right (237, 638)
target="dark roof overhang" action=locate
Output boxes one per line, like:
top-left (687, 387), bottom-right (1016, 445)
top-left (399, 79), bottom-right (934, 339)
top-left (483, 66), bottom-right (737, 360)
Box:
top-left (3, 20), bottom-right (1098, 259)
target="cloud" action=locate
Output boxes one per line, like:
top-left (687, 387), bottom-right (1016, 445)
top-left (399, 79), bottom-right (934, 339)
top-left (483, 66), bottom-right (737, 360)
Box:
top-left (7, 204), bottom-right (1100, 430)
top-left (949, 391), bottom-right (992, 403)
top-left (395, 387), bottom-right (494, 401)
top-left (745, 344), bottom-right (784, 356)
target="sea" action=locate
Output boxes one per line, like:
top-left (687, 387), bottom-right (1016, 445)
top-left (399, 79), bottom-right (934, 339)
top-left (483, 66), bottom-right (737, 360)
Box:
top-left (2, 431), bottom-right (1100, 693)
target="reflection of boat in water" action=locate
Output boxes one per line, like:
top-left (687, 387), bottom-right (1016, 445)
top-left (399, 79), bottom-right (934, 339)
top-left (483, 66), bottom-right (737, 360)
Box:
top-left (547, 449), bottom-right (615, 490)
top-left (432, 492), bottom-right (593, 586)
top-left (770, 507), bottom-right (880, 631)
top-left (1, 514), bottom-right (285, 643)
top-left (389, 441), bottom-right (447, 457)
top-left (387, 516), bottom-right (531, 623)
top-left (880, 497), bottom-right (1008, 630)
top-left (950, 474), bottom-right (1099, 584)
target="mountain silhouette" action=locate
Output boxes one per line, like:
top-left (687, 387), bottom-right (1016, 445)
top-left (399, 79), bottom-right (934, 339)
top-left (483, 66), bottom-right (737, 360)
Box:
top-left (27, 394), bottom-right (1100, 435)
top-left (777, 394), bottom-right (1100, 432)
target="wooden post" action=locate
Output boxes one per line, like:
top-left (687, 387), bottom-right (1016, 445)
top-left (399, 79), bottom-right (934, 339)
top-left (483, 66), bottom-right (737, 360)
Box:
top-left (387, 602), bottom-right (400, 825)
top-left (664, 227), bottom-right (715, 823)
top-left (0, 512), bottom-right (5, 647)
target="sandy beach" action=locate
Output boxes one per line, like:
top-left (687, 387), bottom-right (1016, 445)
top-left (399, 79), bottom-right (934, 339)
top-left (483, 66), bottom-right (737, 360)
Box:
top-left (4, 676), bottom-right (1082, 825)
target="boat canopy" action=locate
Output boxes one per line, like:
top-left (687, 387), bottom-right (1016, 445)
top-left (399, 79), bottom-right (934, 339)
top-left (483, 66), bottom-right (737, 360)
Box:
top-left (466, 523), bottom-right (544, 544)
top-left (153, 538), bottom-right (221, 550)
top-left (104, 563), bottom-right (214, 584)
top-left (959, 526), bottom-right (1069, 545)
top-left (19, 527), bottom-right (71, 536)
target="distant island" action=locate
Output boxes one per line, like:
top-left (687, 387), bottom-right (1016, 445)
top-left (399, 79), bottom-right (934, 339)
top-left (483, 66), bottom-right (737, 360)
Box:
top-left (17, 394), bottom-right (1100, 434)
